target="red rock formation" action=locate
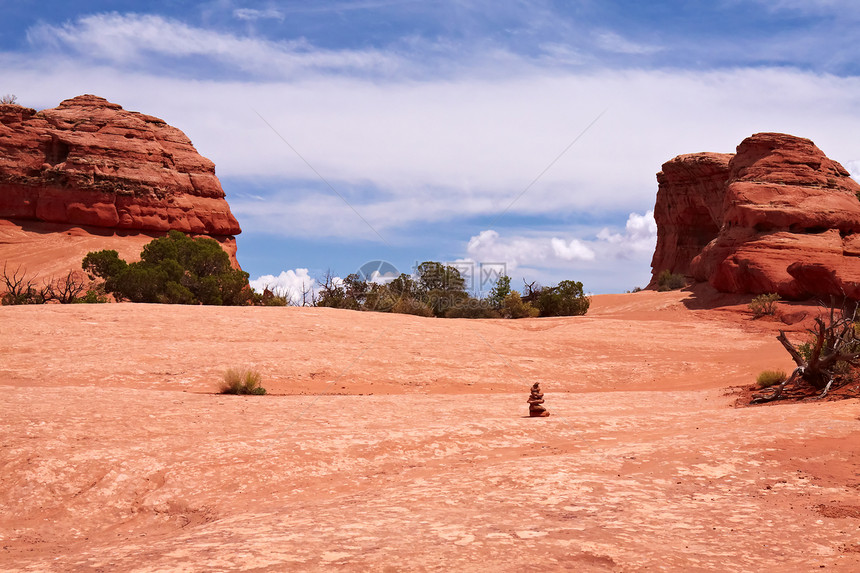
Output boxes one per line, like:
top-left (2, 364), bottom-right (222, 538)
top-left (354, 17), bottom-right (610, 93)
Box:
top-left (0, 95), bottom-right (241, 266)
top-left (648, 153), bottom-right (732, 286)
top-left (651, 133), bottom-right (860, 300)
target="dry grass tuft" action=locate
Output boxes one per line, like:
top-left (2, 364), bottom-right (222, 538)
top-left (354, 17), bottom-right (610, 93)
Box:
top-left (756, 369), bottom-right (787, 389)
top-left (219, 368), bottom-right (266, 395)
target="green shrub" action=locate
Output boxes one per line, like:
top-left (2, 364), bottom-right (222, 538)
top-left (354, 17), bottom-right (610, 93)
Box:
top-left (219, 368), bottom-right (266, 395)
top-left (83, 231), bottom-right (251, 305)
top-left (251, 288), bottom-right (289, 306)
top-left (657, 269), bottom-right (686, 291)
top-left (363, 283), bottom-right (398, 312)
top-left (535, 280), bottom-right (590, 317)
top-left (391, 297), bottom-right (434, 317)
top-left (444, 298), bottom-right (500, 318)
top-left (74, 288), bottom-right (109, 304)
top-left (501, 291), bottom-right (539, 318)
top-left (756, 369), bottom-right (787, 389)
top-left (749, 293), bottom-right (780, 318)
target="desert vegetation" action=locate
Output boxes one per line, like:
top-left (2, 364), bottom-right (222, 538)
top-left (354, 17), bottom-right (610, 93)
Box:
top-left (753, 301), bottom-right (860, 403)
top-left (313, 264), bottom-right (589, 318)
top-left (218, 368), bottom-right (266, 395)
top-left (656, 269), bottom-right (686, 291)
top-left (749, 293), bottom-right (780, 318)
top-left (4, 234), bottom-right (590, 317)
top-left (1, 264), bottom-right (104, 305)
top-left (83, 231), bottom-right (251, 305)
top-left (756, 369), bottom-right (787, 389)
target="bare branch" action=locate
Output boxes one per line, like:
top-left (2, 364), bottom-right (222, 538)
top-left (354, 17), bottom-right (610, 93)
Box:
top-left (776, 330), bottom-right (804, 366)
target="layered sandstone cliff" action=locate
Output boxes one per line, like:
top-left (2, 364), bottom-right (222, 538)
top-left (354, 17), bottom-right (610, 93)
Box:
top-left (0, 94), bottom-right (241, 271)
top-left (650, 133), bottom-right (860, 299)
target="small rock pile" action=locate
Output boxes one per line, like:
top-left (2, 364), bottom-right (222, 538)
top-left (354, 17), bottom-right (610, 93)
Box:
top-left (527, 382), bottom-right (550, 417)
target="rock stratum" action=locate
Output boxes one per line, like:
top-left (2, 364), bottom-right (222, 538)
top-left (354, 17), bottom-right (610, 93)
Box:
top-left (0, 95), bottom-right (240, 270)
top-left (650, 132), bottom-right (860, 299)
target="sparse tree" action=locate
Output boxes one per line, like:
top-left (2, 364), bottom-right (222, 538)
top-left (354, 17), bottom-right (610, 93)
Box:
top-left (0, 94), bottom-right (17, 105)
top-left (521, 279), bottom-right (540, 304)
top-left (45, 271), bottom-right (88, 304)
top-left (1, 263), bottom-right (43, 305)
top-left (317, 270), bottom-right (354, 309)
top-left (300, 281), bottom-right (316, 306)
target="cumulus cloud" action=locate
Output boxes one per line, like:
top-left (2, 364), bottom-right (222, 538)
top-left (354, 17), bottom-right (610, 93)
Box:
top-left (466, 230), bottom-right (547, 269)
top-left (596, 210), bottom-right (658, 255)
top-left (249, 268), bottom-right (341, 305)
top-left (550, 238), bottom-right (596, 261)
top-left (465, 210), bottom-right (656, 275)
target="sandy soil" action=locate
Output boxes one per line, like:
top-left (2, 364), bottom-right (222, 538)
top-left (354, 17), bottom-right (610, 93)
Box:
top-left (1, 291), bottom-right (858, 571)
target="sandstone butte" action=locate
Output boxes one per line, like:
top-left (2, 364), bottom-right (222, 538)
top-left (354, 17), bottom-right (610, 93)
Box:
top-left (0, 94), bottom-right (241, 273)
top-left (650, 132), bottom-right (860, 300)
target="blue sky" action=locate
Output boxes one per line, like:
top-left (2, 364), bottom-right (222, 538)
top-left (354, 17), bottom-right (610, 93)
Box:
top-left (3, 1), bottom-right (860, 296)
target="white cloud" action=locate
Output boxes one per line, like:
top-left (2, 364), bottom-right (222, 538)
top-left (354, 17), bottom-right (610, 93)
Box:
top-left (249, 268), bottom-right (342, 305)
top-left (464, 210), bottom-right (653, 273)
top-left (746, 0), bottom-right (858, 15)
top-left (845, 160), bottom-right (860, 183)
top-left (467, 230), bottom-right (546, 269)
top-left (550, 238), bottom-right (596, 261)
top-left (538, 43), bottom-right (588, 65)
top-left (594, 31), bottom-right (661, 55)
top-left (595, 210), bottom-right (657, 254)
top-left (233, 8), bottom-right (284, 21)
top-left (9, 13), bottom-right (860, 249)
top-left (26, 14), bottom-right (399, 76)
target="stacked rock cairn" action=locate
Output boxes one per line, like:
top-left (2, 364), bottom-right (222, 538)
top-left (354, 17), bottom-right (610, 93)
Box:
top-left (528, 382), bottom-right (550, 417)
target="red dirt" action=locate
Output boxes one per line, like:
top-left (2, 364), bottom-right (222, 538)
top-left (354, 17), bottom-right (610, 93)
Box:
top-left (1, 290), bottom-right (858, 571)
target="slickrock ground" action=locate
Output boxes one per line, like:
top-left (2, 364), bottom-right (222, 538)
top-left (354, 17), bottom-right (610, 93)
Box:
top-left (0, 219), bottom-right (155, 281)
top-left (1, 290), bottom-right (859, 571)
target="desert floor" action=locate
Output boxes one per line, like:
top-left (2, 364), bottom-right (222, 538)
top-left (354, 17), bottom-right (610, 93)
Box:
top-left (1, 289), bottom-right (858, 572)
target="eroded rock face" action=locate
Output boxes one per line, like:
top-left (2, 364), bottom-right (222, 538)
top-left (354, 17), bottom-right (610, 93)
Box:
top-left (651, 133), bottom-right (860, 299)
top-left (0, 95), bottom-right (241, 240)
top-left (648, 152), bottom-right (732, 286)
